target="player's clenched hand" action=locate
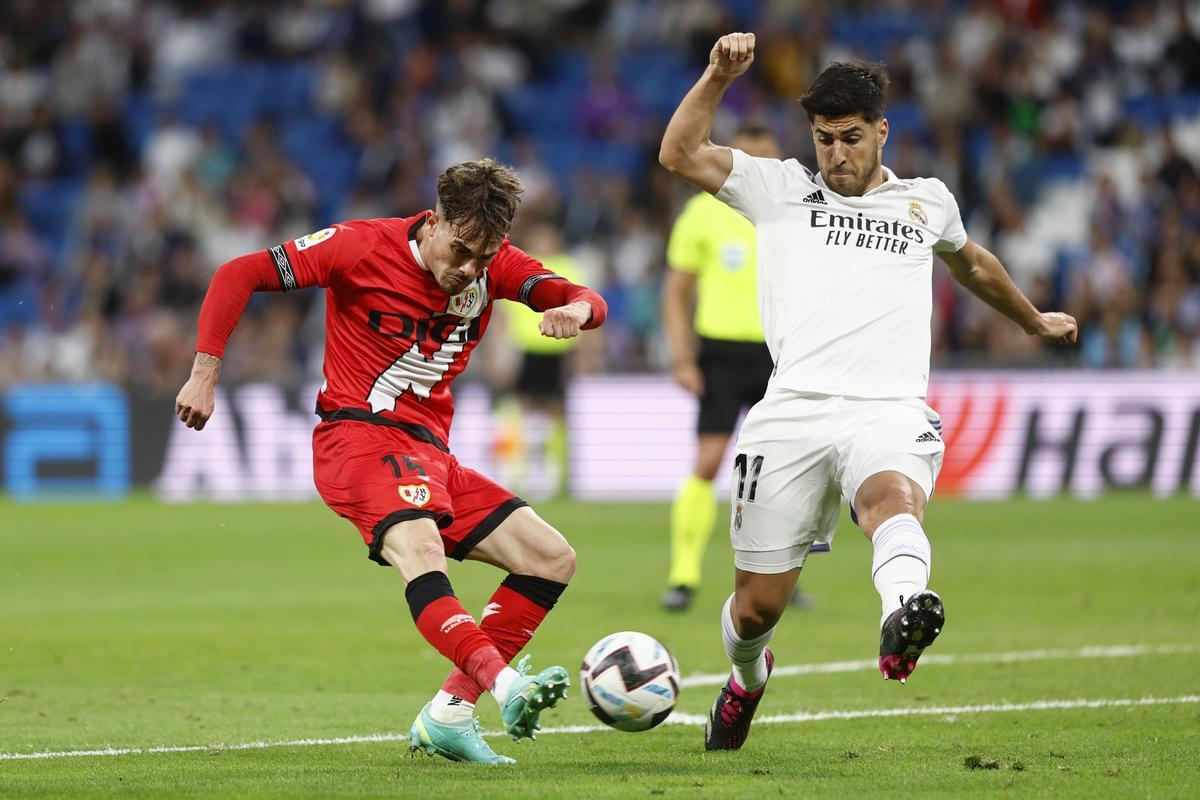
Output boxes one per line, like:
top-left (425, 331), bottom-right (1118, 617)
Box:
top-left (175, 353), bottom-right (221, 430)
top-left (709, 32), bottom-right (755, 81)
top-left (1030, 311), bottom-right (1079, 345)
top-left (672, 361), bottom-right (704, 397)
top-left (539, 301), bottom-right (591, 339)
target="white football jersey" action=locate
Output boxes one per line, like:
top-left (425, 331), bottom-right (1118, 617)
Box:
top-left (717, 148), bottom-right (968, 399)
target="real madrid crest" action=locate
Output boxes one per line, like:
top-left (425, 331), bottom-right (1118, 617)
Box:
top-left (908, 201), bottom-right (928, 227)
top-left (734, 502), bottom-right (743, 531)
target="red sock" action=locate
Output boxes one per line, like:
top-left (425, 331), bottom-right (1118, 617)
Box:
top-left (441, 574), bottom-right (566, 702)
top-left (406, 572), bottom-right (507, 691)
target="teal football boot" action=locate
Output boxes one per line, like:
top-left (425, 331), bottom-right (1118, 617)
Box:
top-left (408, 703), bottom-right (516, 765)
top-left (501, 655), bottom-right (570, 741)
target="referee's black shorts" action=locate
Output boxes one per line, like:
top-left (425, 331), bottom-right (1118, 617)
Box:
top-left (696, 336), bottom-right (774, 435)
top-left (517, 351), bottom-right (566, 402)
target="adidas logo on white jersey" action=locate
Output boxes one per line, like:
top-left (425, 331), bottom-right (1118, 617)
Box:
top-left (802, 190), bottom-right (827, 205)
top-left (915, 431), bottom-right (940, 444)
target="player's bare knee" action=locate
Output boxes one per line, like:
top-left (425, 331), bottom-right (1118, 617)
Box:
top-left (379, 520), bottom-right (446, 579)
top-left (560, 542), bottom-right (577, 581)
top-left (517, 527), bottom-right (575, 582)
top-left (390, 535), bottom-right (444, 565)
top-left (541, 540), bottom-right (576, 583)
top-left (855, 474), bottom-right (925, 537)
top-left (859, 498), bottom-right (923, 538)
top-left (735, 607), bottom-right (779, 639)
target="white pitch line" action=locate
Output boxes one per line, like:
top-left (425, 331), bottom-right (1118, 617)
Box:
top-left (666, 694), bottom-right (1200, 727)
top-left (2, 642), bottom-right (1196, 762)
top-left (679, 642), bottom-right (1200, 688)
top-left (0, 734), bottom-right (411, 762)
top-left (3, 695), bottom-right (1196, 761)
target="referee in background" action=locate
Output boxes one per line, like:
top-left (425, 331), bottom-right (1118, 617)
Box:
top-left (500, 219), bottom-right (586, 500)
top-left (661, 120), bottom-right (810, 612)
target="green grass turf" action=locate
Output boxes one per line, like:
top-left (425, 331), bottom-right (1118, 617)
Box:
top-left (1, 495), bottom-right (1198, 798)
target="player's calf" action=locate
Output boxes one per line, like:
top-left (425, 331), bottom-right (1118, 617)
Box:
top-left (434, 573), bottom-right (568, 719)
top-left (405, 570), bottom-right (512, 688)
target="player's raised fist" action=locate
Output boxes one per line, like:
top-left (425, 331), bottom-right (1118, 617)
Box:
top-left (539, 301), bottom-right (591, 340)
top-left (710, 32), bottom-right (756, 80)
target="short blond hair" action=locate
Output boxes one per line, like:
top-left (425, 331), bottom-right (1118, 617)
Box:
top-left (435, 158), bottom-right (525, 244)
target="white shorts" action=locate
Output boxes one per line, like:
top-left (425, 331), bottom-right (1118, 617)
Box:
top-left (729, 389), bottom-right (944, 574)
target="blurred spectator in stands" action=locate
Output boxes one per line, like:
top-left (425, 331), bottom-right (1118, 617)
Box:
top-left (144, 110), bottom-right (201, 192)
top-left (0, 0), bottom-right (1199, 388)
top-left (1167, 2), bottom-right (1200, 91)
top-left (1069, 223), bottom-right (1141, 367)
top-left (575, 52), bottom-right (640, 143)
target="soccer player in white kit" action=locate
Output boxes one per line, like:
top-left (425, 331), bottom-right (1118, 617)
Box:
top-left (659, 33), bottom-right (1079, 750)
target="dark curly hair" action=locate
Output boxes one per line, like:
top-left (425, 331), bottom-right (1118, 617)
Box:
top-left (799, 61), bottom-right (891, 124)
top-left (435, 158), bottom-right (525, 244)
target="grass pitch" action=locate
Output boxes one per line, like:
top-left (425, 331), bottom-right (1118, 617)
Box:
top-left (2, 495), bottom-right (1198, 798)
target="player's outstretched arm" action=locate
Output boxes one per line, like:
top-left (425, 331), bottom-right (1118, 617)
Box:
top-left (518, 267), bottom-right (607, 340)
top-left (658, 32), bottom-right (755, 195)
top-left (939, 240), bottom-right (1079, 344)
top-left (175, 248), bottom-right (295, 430)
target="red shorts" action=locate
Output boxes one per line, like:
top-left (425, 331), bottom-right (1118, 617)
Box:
top-left (312, 419), bottom-right (526, 566)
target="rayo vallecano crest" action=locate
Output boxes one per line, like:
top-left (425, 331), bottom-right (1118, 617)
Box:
top-left (446, 273), bottom-right (488, 317)
top-left (398, 484), bottom-right (431, 507)
top-left (908, 201), bottom-right (928, 226)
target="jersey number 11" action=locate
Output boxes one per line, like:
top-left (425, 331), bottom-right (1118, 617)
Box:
top-left (733, 454), bottom-right (764, 502)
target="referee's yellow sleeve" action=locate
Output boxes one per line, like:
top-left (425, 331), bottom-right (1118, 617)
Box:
top-left (664, 193), bottom-right (764, 343)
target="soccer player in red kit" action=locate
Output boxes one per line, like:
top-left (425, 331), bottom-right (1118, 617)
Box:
top-left (174, 159), bottom-right (607, 765)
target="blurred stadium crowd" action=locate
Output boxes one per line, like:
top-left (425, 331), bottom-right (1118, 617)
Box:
top-left (1, 0), bottom-right (1199, 392)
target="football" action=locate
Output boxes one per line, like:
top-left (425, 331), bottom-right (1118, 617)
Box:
top-left (579, 631), bottom-right (680, 732)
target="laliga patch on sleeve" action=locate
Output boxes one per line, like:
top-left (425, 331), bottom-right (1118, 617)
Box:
top-left (295, 227), bottom-right (336, 251)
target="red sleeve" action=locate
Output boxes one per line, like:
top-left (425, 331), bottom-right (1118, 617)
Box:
top-left (490, 243), bottom-right (607, 329)
top-left (194, 250), bottom-right (280, 358)
top-left (194, 221), bottom-right (379, 358)
top-left (528, 279), bottom-right (608, 329)
top-left (280, 221), bottom-right (377, 288)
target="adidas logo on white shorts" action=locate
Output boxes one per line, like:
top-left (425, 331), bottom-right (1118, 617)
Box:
top-left (915, 431), bottom-right (940, 444)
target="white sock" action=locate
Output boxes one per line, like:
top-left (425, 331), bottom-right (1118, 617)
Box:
top-left (428, 690), bottom-right (474, 724)
top-left (871, 513), bottom-right (932, 626)
top-left (720, 594), bottom-right (774, 693)
top-left (489, 666), bottom-right (520, 706)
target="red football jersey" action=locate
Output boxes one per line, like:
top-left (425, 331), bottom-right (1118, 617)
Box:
top-left (271, 213), bottom-right (563, 444)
